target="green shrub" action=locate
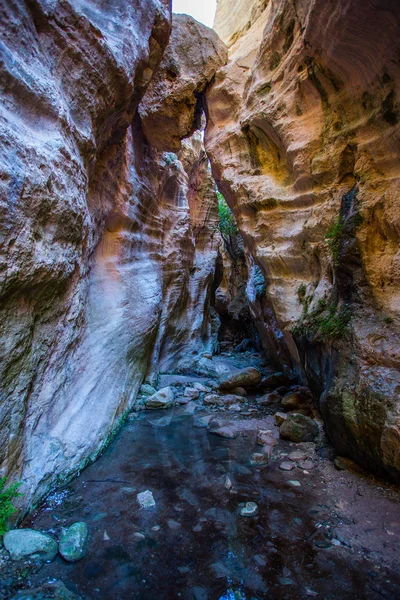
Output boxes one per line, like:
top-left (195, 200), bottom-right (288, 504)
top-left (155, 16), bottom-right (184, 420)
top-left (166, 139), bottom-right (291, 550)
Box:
top-left (292, 299), bottom-right (351, 341)
top-left (0, 477), bottom-right (23, 536)
top-left (297, 283), bottom-right (307, 302)
top-left (217, 192), bottom-right (237, 238)
top-left (325, 218), bottom-right (344, 266)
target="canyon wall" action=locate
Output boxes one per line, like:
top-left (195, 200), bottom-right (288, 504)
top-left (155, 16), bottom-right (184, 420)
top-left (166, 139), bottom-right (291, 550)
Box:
top-left (0, 3), bottom-right (226, 509)
top-left (207, 0), bottom-right (400, 479)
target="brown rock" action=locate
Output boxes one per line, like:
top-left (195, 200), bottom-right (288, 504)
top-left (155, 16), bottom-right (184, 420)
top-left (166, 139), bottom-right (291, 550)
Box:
top-left (259, 373), bottom-right (290, 390)
top-left (256, 392), bottom-right (281, 407)
top-left (230, 387), bottom-right (247, 396)
top-left (280, 414), bottom-right (319, 443)
top-left (219, 367), bottom-right (263, 390)
top-left (281, 392), bottom-right (304, 411)
top-left (139, 14), bottom-right (227, 152)
top-left (274, 412), bottom-right (288, 426)
top-left (206, 0), bottom-right (400, 480)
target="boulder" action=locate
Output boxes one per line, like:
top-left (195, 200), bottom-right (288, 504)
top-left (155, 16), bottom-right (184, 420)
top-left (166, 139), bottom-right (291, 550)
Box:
top-left (279, 413), bottom-right (319, 443)
top-left (139, 384), bottom-right (157, 396)
top-left (59, 522), bottom-right (89, 562)
top-left (3, 529), bottom-right (58, 562)
top-left (193, 382), bottom-right (212, 392)
top-left (9, 579), bottom-right (83, 599)
top-left (145, 387), bottom-right (174, 409)
top-left (219, 367), bottom-right (262, 391)
top-left (229, 387), bottom-right (247, 396)
top-left (260, 373), bottom-right (290, 389)
top-left (256, 392), bottom-right (281, 407)
top-left (184, 387), bottom-right (200, 399)
top-left (193, 415), bottom-right (215, 428)
top-left (274, 412), bottom-right (287, 426)
top-left (281, 392), bottom-right (304, 411)
top-left (204, 393), bottom-right (243, 406)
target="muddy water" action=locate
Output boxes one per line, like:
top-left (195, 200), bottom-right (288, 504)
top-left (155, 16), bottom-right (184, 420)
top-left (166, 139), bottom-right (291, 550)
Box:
top-left (23, 407), bottom-right (400, 600)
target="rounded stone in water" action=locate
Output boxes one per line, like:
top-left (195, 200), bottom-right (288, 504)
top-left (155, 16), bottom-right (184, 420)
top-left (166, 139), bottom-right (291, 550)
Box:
top-left (239, 502), bottom-right (258, 517)
top-left (59, 522), bottom-right (89, 562)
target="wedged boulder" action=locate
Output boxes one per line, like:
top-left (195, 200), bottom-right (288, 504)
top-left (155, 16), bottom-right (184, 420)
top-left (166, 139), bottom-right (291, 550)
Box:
top-left (256, 392), bottom-right (281, 407)
top-left (145, 387), bottom-right (174, 409)
top-left (59, 522), bottom-right (89, 562)
top-left (9, 579), bottom-right (82, 600)
top-left (279, 414), bottom-right (319, 443)
top-left (219, 367), bottom-right (262, 391)
top-left (260, 373), bottom-right (290, 389)
top-left (139, 14), bottom-right (227, 152)
top-left (3, 529), bottom-right (58, 562)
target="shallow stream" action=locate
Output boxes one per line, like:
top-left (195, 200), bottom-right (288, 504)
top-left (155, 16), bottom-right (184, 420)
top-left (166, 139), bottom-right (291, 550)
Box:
top-left (19, 404), bottom-right (400, 599)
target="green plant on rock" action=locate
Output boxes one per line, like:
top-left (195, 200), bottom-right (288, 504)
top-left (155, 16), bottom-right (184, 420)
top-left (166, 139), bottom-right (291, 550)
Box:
top-left (325, 217), bottom-right (344, 266)
top-left (292, 298), bottom-right (351, 341)
top-left (0, 477), bottom-right (23, 536)
top-left (217, 191), bottom-right (237, 239)
top-left (297, 283), bottom-right (307, 303)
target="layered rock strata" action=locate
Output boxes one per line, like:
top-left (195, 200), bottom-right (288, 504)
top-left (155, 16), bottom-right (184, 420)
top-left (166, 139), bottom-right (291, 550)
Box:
top-left (206, 0), bottom-right (400, 479)
top-left (0, 3), bottom-right (225, 509)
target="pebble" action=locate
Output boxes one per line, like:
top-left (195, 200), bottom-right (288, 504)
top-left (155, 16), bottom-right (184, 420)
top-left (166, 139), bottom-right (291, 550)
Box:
top-left (239, 502), bottom-right (258, 517)
top-left (279, 461), bottom-right (295, 471)
top-left (288, 450), bottom-right (309, 461)
top-left (249, 453), bottom-right (269, 466)
top-left (137, 490), bottom-right (156, 509)
top-left (288, 480), bottom-right (301, 487)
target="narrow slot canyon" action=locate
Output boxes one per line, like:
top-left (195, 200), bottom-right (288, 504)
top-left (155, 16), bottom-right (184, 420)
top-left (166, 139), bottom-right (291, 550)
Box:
top-left (0, 1), bottom-right (399, 599)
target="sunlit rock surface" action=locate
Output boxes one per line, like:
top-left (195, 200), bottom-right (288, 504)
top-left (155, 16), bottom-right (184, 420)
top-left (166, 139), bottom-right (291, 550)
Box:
top-left (206, 0), bottom-right (400, 479)
top-left (0, 3), bottom-right (222, 509)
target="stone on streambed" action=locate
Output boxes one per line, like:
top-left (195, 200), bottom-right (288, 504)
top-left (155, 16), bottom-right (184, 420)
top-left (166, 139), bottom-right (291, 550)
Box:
top-left (137, 490), bottom-right (156, 509)
top-left (274, 412), bottom-right (287, 426)
top-left (139, 384), bottom-right (157, 396)
top-left (219, 367), bottom-right (262, 391)
top-left (260, 372), bottom-right (290, 389)
top-left (230, 386), bottom-right (247, 396)
top-left (281, 392), bottom-right (304, 411)
top-left (279, 413), bottom-right (319, 442)
top-left (249, 453), bottom-right (269, 466)
top-left (184, 387), bottom-right (200, 399)
top-left (9, 579), bottom-right (83, 599)
top-left (3, 529), bottom-right (58, 562)
top-left (256, 392), bottom-right (281, 407)
top-left (193, 415), bottom-right (215, 428)
top-left (145, 387), bottom-right (174, 409)
top-left (59, 522), bottom-right (89, 562)
top-left (204, 393), bottom-right (243, 406)
top-left (239, 502), bottom-right (258, 517)
top-left (193, 382), bottom-right (212, 392)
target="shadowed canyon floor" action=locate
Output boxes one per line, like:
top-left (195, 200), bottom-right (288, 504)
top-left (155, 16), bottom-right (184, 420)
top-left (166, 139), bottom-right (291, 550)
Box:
top-left (1, 356), bottom-right (399, 600)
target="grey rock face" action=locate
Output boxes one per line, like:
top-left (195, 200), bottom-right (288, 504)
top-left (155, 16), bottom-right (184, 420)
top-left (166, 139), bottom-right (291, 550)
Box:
top-left (3, 529), bottom-right (58, 563)
top-left (59, 522), bottom-right (89, 562)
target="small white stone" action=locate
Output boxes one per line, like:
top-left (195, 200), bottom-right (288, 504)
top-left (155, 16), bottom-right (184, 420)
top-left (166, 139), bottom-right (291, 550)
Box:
top-left (288, 480), bottom-right (301, 487)
top-left (137, 490), bottom-right (156, 509)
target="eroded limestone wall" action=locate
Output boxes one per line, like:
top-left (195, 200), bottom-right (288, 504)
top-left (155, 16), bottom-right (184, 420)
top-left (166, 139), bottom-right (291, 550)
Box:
top-left (206, 0), bottom-right (400, 479)
top-left (0, 3), bottom-right (226, 509)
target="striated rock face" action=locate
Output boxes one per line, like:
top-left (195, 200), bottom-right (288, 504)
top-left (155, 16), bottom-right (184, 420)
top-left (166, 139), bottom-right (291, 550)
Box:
top-left (139, 14), bottom-right (227, 153)
top-left (0, 3), bottom-right (223, 509)
top-left (206, 0), bottom-right (400, 479)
